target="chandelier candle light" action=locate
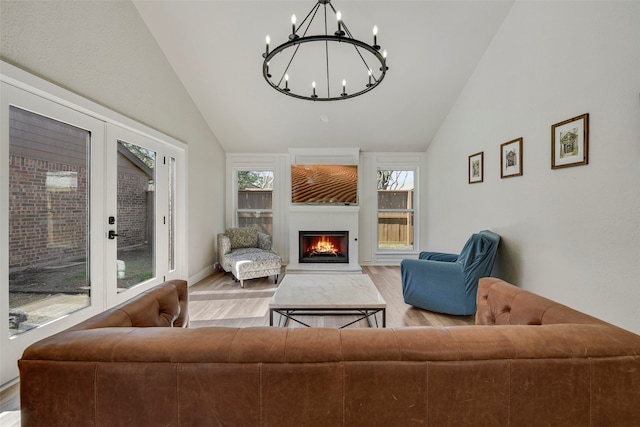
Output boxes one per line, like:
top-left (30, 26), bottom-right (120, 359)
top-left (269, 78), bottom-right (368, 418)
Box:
top-left (262, 0), bottom-right (389, 101)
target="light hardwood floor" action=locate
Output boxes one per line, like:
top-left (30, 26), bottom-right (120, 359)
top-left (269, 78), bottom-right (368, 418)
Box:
top-left (0, 381), bottom-right (19, 427)
top-left (189, 265), bottom-right (474, 328)
top-left (0, 265), bottom-right (473, 417)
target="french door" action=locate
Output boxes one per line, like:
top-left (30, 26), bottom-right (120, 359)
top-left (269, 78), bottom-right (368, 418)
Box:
top-left (105, 124), bottom-right (184, 308)
top-left (0, 77), bottom-right (185, 387)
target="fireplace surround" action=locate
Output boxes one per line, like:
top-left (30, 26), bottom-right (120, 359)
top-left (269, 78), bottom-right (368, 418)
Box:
top-left (299, 231), bottom-right (349, 264)
top-left (286, 205), bottom-right (361, 273)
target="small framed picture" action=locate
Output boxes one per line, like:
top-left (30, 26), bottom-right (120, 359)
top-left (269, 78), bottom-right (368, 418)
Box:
top-left (468, 152), bottom-right (484, 184)
top-left (500, 137), bottom-right (523, 178)
top-left (551, 113), bottom-right (589, 169)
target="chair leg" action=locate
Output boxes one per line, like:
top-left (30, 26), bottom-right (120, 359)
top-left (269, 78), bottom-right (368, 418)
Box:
top-left (240, 279), bottom-right (244, 288)
top-left (274, 274), bottom-right (279, 284)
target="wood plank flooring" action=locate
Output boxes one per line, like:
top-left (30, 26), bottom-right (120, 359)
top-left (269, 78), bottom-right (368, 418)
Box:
top-left (0, 381), bottom-right (19, 425)
top-left (0, 265), bottom-right (473, 416)
top-left (189, 265), bottom-right (475, 329)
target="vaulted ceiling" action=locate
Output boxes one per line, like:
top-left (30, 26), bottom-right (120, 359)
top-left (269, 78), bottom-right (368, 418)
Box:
top-left (133, 1), bottom-right (514, 154)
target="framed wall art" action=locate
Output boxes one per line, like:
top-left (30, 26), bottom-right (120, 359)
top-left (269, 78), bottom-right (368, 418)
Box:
top-left (500, 137), bottom-right (523, 178)
top-left (468, 152), bottom-right (483, 184)
top-left (551, 113), bottom-right (589, 169)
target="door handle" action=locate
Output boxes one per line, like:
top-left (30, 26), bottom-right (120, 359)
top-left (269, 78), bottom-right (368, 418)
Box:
top-left (108, 230), bottom-right (119, 240)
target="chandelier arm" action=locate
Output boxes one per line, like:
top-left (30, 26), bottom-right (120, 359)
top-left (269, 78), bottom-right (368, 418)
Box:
top-left (328, 3), bottom-right (338, 17)
top-left (276, 43), bottom-right (303, 87)
top-left (339, 19), bottom-right (355, 39)
top-left (277, 2), bottom-right (321, 89)
top-left (298, 2), bottom-right (320, 34)
top-left (325, 2), bottom-right (375, 82)
top-left (351, 44), bottom-right (379, 83)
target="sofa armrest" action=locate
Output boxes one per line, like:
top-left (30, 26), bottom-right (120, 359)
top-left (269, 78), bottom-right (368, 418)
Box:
top-left (402, 258), bottom-right (466, 294)
top-left (66, 280), bottom-right (189, 331)
top-left (401, 258), bottom-right (470, 315)
top-left (257, 232), bottom-right (272, 250)
top-left (476, 278), bottom-right (610, 327)
top-left (418, 252), bottom-right (459, 262)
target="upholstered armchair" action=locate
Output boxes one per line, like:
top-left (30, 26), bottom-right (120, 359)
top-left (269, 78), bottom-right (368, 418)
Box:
top-left (217, 227), bottom-right (282, 288)
top-left (400, 230), bottom-right (500, 315)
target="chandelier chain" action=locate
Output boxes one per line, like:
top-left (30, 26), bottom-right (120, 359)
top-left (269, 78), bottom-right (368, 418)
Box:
top-left (324, 3), bottom-right (331, 98)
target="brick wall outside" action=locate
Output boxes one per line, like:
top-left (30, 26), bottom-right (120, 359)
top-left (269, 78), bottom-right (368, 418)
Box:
top-left (117, 173), bottom-right (151, 248)
top-left (9, 155), bottom-right (151, 270)
top-left (9, 155), bottom-right (88, 269)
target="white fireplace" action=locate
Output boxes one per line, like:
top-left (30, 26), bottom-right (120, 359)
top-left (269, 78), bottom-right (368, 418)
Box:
top-left (286, 205), bottom-right (361, 273)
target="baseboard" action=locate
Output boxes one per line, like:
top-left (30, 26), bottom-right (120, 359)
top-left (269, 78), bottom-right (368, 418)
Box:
top-left (0, 377), bottom-right (19, 395)
top-left (188, 264), bottom-right (215, 286)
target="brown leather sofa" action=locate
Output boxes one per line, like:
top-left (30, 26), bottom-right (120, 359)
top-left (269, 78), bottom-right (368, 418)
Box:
top-left (19, 277), bottom-right (640, 426)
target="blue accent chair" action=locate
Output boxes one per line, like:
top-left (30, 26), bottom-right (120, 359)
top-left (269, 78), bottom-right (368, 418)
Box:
top-left (401, 230), bottom-right (501, 315)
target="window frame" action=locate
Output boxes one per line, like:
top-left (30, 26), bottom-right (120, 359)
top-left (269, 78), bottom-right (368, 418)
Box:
top-left (234, 169), bottom-right (275, 233)
top-left (376, 168), bottom-right (417, 254)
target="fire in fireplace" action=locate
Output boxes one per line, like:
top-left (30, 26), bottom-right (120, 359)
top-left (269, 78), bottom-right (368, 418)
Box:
top-left (299, 231), bottom-right (349, 264)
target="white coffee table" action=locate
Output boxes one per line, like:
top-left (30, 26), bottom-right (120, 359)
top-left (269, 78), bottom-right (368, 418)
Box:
top-left (269, 274), bottom-right (386, 328)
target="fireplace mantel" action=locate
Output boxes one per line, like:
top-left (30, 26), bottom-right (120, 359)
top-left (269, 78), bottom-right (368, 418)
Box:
top-left (286, 205), bottom-right (361, 273)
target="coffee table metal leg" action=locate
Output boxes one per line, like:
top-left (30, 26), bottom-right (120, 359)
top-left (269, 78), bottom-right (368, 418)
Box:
top-left (269, 308), bottom-right (386, 328)
top-left (279, 310), bottom-right (290, 327)
top-left (364, 310), bottom-right (374, 328)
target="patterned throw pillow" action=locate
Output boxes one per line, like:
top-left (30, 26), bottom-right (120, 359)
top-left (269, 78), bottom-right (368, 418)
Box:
top-left (225, 227), bottom-right (258, 249)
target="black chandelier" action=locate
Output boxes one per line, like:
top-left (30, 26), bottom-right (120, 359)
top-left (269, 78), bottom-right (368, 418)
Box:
top-left (262, 0), bottom-right (388, 101)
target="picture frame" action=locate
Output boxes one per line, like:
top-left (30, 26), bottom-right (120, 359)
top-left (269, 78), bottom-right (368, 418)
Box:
top-left (551, 113), bottom-right (589, 169)
top-left (500, 137), bottom-right (523, 178)
top-left (468, 152), bottom-right (483, 184)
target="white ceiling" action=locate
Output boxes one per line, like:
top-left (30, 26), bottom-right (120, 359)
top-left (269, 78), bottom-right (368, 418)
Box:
top-left (133, 0), bottom-right (514, 154)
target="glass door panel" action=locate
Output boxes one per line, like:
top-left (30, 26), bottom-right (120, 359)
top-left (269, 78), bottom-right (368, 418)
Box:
top-left (8, 106), bottom-right (91, 337)
top-left (115, 140), bottom-right (156, 291)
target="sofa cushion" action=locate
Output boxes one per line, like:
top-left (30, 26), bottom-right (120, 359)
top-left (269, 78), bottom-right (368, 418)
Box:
top-left (225, 227), bottom-right (258, 249)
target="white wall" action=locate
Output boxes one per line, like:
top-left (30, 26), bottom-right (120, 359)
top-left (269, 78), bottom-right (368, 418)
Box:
top-left (0, 0), bottom-right (225, 282)
top-left (425, 1), bottom-right (640, 334)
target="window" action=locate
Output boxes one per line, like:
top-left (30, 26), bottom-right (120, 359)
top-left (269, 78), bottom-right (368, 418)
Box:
top-left (236, 170), bottom-right (274, 236)
top-left (377, 169), bottom-right (415, 251)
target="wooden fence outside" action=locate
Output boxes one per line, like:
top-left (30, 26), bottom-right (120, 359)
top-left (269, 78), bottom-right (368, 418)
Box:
top-left (378, 190), bottom-right (413, 247)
